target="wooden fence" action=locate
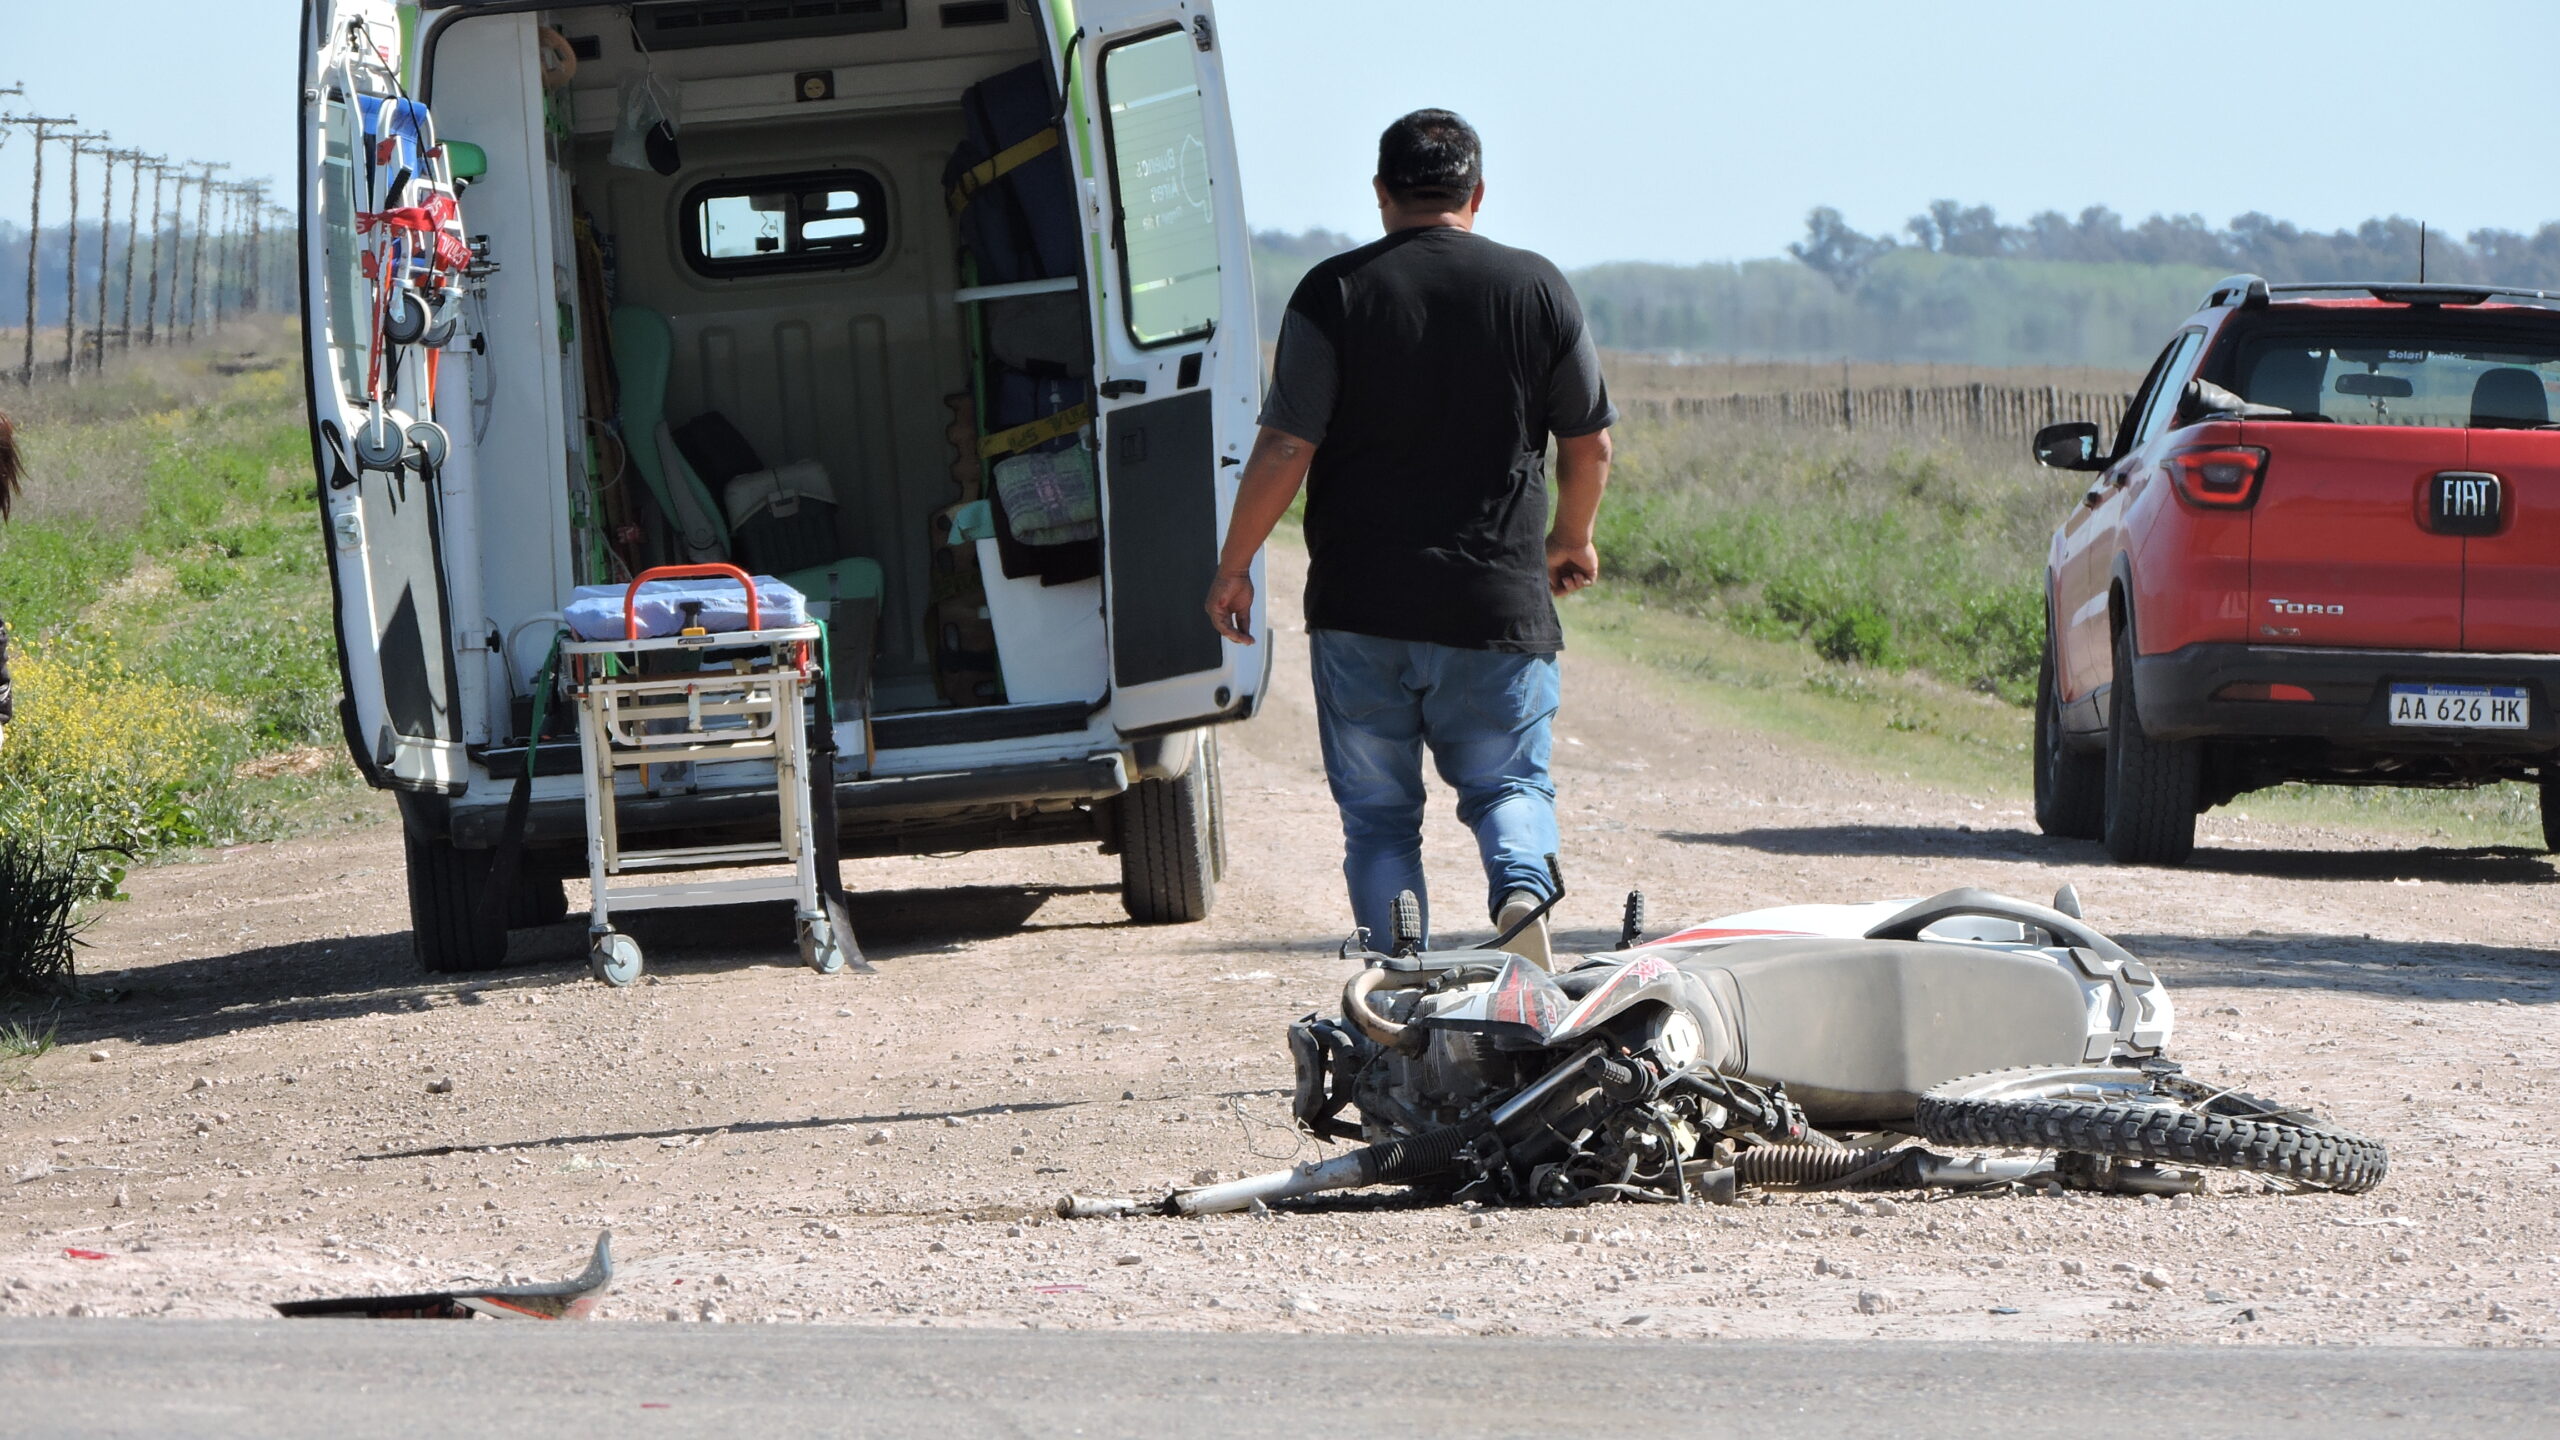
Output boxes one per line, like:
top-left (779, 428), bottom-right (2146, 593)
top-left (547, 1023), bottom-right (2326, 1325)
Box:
top-left (1626, 384), bottom-right (2136, 441)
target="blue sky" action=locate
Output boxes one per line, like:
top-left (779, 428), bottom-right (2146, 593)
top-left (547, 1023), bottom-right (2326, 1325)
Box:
top-left (2, 1), bottom-right (2549, 268)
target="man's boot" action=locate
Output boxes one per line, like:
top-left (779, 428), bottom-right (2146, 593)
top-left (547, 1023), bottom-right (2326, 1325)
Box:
top-left (1494, 889), bottom-right (1553, 971)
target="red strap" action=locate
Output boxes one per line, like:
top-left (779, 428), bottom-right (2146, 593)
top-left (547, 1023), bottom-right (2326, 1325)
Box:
top-left (623, 563), bottom-right (759, 641)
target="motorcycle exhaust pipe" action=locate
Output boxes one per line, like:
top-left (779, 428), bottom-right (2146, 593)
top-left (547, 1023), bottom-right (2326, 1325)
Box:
top-left (1171, 1125), bottom-right (1475, 1215)
top-left (1158, 1148), bottom-right (1380, 1216)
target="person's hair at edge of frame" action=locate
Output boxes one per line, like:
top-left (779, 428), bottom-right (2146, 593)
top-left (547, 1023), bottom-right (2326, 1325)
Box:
top-left (0, 410), bottom-right (20, 522)
top-left (1377, 108), bottom-right (1480, 207)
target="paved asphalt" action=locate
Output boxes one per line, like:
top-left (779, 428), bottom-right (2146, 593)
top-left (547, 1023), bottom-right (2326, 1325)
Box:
top-left (3, 1321), bottom-right (2552, 1437)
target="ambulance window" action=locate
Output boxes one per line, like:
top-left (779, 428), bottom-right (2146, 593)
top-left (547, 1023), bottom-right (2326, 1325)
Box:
top-left (319, 90), bottom-right (368, 403)
top-left (1100, 29), bottom-right (1222, 347)
top-left (682, 171), bottom-right (886, 276)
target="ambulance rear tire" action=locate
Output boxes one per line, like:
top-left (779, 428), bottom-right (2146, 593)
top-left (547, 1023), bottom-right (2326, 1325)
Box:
top-left (1118, 739), bottom-right (1217, 925)
top-left (402, 824), bottom-right (514, 974)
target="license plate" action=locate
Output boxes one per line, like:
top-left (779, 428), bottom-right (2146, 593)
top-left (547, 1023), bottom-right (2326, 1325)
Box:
top-left (2387, 684), bottom-right (2530, 729)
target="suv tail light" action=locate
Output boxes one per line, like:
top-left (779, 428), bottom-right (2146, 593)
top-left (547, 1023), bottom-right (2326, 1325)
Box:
top-left (2166, 445), bottom-right (2269, 509)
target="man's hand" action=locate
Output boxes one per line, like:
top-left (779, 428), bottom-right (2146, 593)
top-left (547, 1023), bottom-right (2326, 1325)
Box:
top-left (1548, 429), bottom-right (1612, 599)
top-left (1546, 538), bottom-right (1599, 596)
top-left (1201, 427), bottom-right (1319, 647)
top-left (1205, 569), bottom-right (1258, 644)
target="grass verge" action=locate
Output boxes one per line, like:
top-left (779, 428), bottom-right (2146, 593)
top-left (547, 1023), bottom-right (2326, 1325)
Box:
top-left (1, 319), bottom-right (370, 922)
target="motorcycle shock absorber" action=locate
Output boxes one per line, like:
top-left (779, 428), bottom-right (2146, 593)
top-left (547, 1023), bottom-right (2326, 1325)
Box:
top-left (1735, 1144), bottom-right (1920, 1191)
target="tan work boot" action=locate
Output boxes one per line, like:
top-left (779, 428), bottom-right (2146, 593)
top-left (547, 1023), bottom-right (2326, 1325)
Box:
top-left (1493, 889), bottom-right (1554, 971)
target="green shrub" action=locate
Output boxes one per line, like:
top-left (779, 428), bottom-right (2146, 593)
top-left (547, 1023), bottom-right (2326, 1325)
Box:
top-left (0, 836), bottom-right (88, 995)
top-left (1814, 606), bottom-right (1894, 667)
top-left (0, 635), bottom-right (239, 897)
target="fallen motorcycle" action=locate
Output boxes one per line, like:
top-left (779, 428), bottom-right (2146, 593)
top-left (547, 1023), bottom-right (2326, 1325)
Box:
top-left (1064, 883), bottom-right (2385, 1217)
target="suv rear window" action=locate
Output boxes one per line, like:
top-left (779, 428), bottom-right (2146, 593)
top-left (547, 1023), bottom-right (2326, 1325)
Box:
top-left (2232, 326), bottom-right (2560, 429)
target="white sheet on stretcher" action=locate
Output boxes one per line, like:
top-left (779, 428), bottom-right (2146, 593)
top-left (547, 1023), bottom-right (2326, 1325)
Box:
top-left (562, 575), bottom-right (807, 642)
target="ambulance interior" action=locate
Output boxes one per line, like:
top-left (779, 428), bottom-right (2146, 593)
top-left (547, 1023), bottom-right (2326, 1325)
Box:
top-left (417, 1), bottom-right (1114, 758)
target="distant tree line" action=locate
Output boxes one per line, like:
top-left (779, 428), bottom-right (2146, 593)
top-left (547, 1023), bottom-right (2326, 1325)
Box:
top-left (1793, 201), bottom-right (2560, 291)
top-left (1250, 204), bottom-right (2560, 371)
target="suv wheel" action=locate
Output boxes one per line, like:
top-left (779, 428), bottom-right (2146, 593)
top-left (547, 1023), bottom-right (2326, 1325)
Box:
top-left (2541, 769), bottom-right (2560, 854)
top-left (2033, 628), bottom-right (2105, 841)
top-left (1118, 734), bottom-right (1220, 924)
top-left (2102, 626), bottom-right (2200, 865)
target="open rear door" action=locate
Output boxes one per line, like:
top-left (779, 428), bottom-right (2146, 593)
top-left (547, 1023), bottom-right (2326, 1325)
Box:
top-left (1061, 1), bottom-right (1265, 735)
top-left (300, 0), bottom-right (469, 793)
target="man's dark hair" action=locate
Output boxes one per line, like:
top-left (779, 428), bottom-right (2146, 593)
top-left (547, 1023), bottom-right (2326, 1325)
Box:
top-left (0, 411), bottom-right (19, 523)
top-left (1377, 109), bottom-right (1480, 207)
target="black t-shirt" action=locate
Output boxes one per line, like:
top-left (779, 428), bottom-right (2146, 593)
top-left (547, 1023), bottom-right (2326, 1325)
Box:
top-left (1258, 226), bottom-right (1616, 652)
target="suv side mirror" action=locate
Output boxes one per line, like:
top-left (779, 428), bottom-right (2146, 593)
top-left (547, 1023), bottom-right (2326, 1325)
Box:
top-left (2033, 421), bottom-right (2105, 471)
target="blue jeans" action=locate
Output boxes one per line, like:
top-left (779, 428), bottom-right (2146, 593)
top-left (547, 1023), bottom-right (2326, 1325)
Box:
top-left (1309, 629), bottom-right (1561, 948)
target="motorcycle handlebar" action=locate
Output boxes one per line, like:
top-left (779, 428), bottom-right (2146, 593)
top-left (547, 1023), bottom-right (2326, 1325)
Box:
top-left (1862, 886), bottom-right (2139, 968)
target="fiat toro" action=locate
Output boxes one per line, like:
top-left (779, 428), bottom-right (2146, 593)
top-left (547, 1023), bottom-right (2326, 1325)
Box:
top-left (2033, 276), bottom-right (2560, 864)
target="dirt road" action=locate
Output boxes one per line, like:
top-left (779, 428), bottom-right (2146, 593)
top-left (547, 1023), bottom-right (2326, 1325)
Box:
top-left (6, 557), bottom-right (2556, 1344)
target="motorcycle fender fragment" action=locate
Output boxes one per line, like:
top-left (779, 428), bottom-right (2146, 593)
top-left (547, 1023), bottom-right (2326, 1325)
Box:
top-left (1287, 1017), bottom-right (1365, 1142)
top-left (1287, 1021), bottom-right (1329, 1129)
top-left (2064, 947), bottom-right (2173, 1060)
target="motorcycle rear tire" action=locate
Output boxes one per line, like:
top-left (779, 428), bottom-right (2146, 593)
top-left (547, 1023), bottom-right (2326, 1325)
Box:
top-left (1915, 1065), bottom-right (2387, 1194)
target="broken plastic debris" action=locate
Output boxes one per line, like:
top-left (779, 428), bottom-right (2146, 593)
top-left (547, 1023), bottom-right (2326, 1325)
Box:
top-left (273, 1231), bottom-right (613, 1320)
top-left (63, 1248), bottom-right (110, 1261)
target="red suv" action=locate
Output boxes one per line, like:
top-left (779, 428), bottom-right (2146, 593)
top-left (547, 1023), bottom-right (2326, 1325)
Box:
top-left (2034, 277), bottom-right (2560, 864)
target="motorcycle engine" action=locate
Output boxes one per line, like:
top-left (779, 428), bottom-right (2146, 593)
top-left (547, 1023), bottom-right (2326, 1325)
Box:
top-left (1353, 989), bottom-right (1524, 1135)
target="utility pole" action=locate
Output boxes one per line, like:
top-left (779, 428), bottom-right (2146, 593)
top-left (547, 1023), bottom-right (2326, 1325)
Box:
top-left (184, 160), bottom-right (228, 341)
top-left (91, 146), bottom-right (118, 370)
top-left (235, 181), bottom-right (271, 316)
top-left (116, 151), bottom-right (151, 354)
top-left (2, 113), bottom-right (79, 386)
top-left (219, 182), bottom-right (247, 327)
top-left (141, 161), bottom-right (168, 346)
top-left (165, 169), bottom-right (191, 341)
top-left (62, 132), bottom-right (109, 380)
top-left (209, 183), bottom-right (231, 329)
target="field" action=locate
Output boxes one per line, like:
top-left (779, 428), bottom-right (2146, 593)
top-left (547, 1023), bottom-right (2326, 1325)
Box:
top-left (0, 318), bottom-right (370, 917)
top-left (1601, 355), bottom-right (2144, 404)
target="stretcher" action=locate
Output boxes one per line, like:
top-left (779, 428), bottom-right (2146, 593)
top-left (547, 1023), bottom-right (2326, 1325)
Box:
top-left (560, 565), bottom-right (858, 985)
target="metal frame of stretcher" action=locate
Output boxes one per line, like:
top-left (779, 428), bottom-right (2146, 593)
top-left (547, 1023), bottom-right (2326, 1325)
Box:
top-left (561, 565), bottom-right (856, 985)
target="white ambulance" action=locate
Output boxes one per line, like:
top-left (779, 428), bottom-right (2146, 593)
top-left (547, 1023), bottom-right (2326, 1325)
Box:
top-left (300, 0), bottom-right (1261, 970)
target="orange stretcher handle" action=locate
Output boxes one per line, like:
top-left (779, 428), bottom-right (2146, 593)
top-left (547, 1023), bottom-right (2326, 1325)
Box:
top-left (623, 563), bottom-right (758, 642)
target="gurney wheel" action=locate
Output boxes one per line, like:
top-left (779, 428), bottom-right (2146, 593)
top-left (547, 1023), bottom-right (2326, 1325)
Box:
top-left (406, 419), bottom-right (450, 472)
top-left (384, 288), bottom-right (430, 346)
top-left (353, 414), bottom-right (409, 473)
top-left (589, 930), bottom-right (644, 987)
top-left (800, 917), bottom-right (846, 975)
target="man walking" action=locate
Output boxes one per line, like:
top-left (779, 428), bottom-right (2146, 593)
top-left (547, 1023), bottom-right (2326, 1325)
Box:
top-left (1204, 109), bottom-right (1615, 966)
